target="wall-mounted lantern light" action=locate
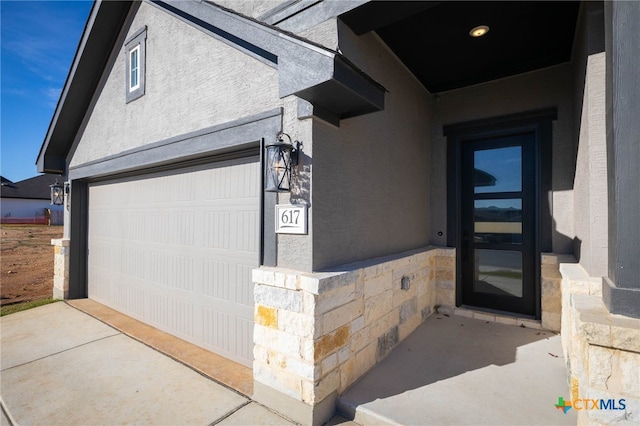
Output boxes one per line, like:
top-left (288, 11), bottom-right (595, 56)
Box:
top-left (265, 132), bottom-right (301, 192)
top-left (50, 180), bottom-right (65, 205)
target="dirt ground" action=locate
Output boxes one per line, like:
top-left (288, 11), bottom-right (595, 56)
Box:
top-left (1, 225), bottom-right (63, 306)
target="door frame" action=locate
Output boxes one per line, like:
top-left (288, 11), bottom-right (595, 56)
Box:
top-left (443, 109), bottom-right (556, 319)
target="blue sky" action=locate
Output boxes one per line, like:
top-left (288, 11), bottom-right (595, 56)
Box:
top-left (1, 0), bottom-right (92, 183)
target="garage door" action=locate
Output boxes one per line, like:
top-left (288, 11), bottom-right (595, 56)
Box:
top-left (88, 156), bottom-right (259, 366)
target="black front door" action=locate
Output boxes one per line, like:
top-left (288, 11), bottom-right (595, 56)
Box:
top-left (460, 131), bottom-right (536, 316)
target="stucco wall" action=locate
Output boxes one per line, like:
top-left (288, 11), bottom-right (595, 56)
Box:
top-left (0, 198), bottom-right (63, 219)
top-left (70, 1), bottom-right (281, 168)
top-left (309, 22), bottom-right (433, 271)
top-left (571, 2), bottom-right (608, 278)
top-left (430, 64), bottom-right (575, 254)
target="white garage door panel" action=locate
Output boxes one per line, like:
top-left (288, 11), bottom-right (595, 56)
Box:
top-left (88, 157), bottom-right (259, 366)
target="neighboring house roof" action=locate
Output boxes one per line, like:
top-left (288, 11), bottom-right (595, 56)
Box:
top-left (1, 176), bottom-right (14, 186)
top-left (0, 174), bottom-right (61, 200)
top-left (37, 0), bottom-right (386, 175)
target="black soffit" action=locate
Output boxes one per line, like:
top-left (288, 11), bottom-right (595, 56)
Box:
top-left (341, 1), bottom-right (580, 93)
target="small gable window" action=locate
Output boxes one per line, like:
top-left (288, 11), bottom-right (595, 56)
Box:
top-left (125, 26), bottom-right (147, 103)
top-left (129, 45), bottom-right (140, 91)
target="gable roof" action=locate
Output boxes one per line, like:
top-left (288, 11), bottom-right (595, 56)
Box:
top-left (37, 0), bottom-right (385, 175)
top-left (0, 174), bottom-right (61, 200)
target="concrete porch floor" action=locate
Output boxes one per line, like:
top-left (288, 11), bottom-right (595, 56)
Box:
top-left (338, 313), bottom-right (578, 425)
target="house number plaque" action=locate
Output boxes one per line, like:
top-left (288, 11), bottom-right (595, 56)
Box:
top-left (275, 204), bottom-right (307, 235)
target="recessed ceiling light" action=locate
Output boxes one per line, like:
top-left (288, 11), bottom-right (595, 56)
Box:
top-left (469, 25), bottom-right (490, 37)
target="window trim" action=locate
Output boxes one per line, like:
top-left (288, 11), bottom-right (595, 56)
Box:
top-left (125, 26), bottom-right (147, 103)
top-left (129, 45), bottom-right (140, 92)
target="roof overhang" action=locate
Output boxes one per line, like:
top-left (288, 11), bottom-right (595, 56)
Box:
top-left (341, 1), bottom-right (580, 93)
top-left (37, 0), bottom-right (385, 174)
top-left (37, 1), bottom-right (134, 174)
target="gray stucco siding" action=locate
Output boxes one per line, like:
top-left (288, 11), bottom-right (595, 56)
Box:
top-left (70, 1), bottom-right (281, 169)
top-left (310, 24), bottom-right (433, 270)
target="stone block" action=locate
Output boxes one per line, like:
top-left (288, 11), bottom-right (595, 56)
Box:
top-left (436, 288), bottom-right (454, 307)
top-left (255, 305), bottom-right (278, 328)
top-left (541, 264), bottom-right (562, 279)
top-left (299, 275), bottom-right (321, 294)
top-left (542, 292), bottom-right (562, 313)
top-left (392, 262), bottom-right (422, 281)
top-left (611, 319), bottom-right (640, 353)
top-left (587, 345), bottom-right (614, 390)
top-left (364, 289), bottom-right (392, 324)
top-left (269, 352), bottom-right (319, 381)
top-left (362, 261), bottom-right (392, 281)
top-left (435, 255), bottom-right (454, 269)
top-left (336, 345), bottom-right (350, 365)
top-left (253, 325), bottom-right (301, 359)
top-left (338, 357), bottom-right (356, 393)
top-left (578, 315), bottom-right (611, 347)
top-left (415, 276), bottom-right (430, 296)
top-left (323, 299), bottom-right (363, 334)
top-left (278, 309), bottom-right (316, 339)
top-left (254, 361), bottom-right (303, 401)
top-left (399, 298), bottom-right (417, 325)
top-left (370, 310), bottom-right (398, 339)
top-left (354, 343), bottom-right (377, 380)
top-left (350, 315), bottom-right (365, 333)
top-left (314, 324), bottom-right (350, 361)
top-left (363, 271), bottom-right (392, 299)
top-left (317, 283), bottom-right (355, 315)
top-left (617, 350), bottom-right (640, 397)
top-left (317, 270), bottom-right (361, 294)
top-left (255, 285), bottom-right (302, 313)
top-left (253, 344), bottom-right (269, 363)
top-left (350, 326), bottom-right (371, 354)
top-left (435, 269), bottom-right (454, 282)
top-left (305, 368), bottom-right (339, 403)
top-left (376, 326), bottom-right (399, 361)
top-left (300, 338), bottom-right (314, 363)
top-left (542, 312), bottom-right (561, 332)
top-left (320, 352), bottom-right (338, 375)
top-left (53, 275), bottom-right (68, 291)
top-left (302, 292), bottom-right (316, 316)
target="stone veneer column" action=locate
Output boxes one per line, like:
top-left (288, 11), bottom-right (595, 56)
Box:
top-left (251, 247), bottom-right (453, 425)
top-left (51, 238), bottom-right (70, 299)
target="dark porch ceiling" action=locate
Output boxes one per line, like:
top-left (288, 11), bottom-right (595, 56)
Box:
top-left (340, 1), bottom-right (580, 93)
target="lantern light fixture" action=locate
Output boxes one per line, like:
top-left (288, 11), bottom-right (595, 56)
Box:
top-left (50, 180), bottom-right (65, 206)
top-left (264, 132), bottom-right (302, 192)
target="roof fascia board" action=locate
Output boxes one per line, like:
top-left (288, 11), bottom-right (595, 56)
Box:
top-left (37, 0), bottom-right (134, 175)
top-left (270, 0), bottom-right (369, 34)
top-left (258, 0), bottom-right (321, 25)
top-left (66, 2), bottom-right (142, 171)
top-left (36, 0), bottom-right (100, 174)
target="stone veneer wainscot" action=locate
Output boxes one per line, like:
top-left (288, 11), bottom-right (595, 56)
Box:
top-left (251, 246), bottom-right (455, 425)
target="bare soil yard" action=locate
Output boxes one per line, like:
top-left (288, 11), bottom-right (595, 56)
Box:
top-left (1, 225), bottom-right (63, 306)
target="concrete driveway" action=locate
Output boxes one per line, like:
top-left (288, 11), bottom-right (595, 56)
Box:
top-left (0, 302), bottom-right (294, 425)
